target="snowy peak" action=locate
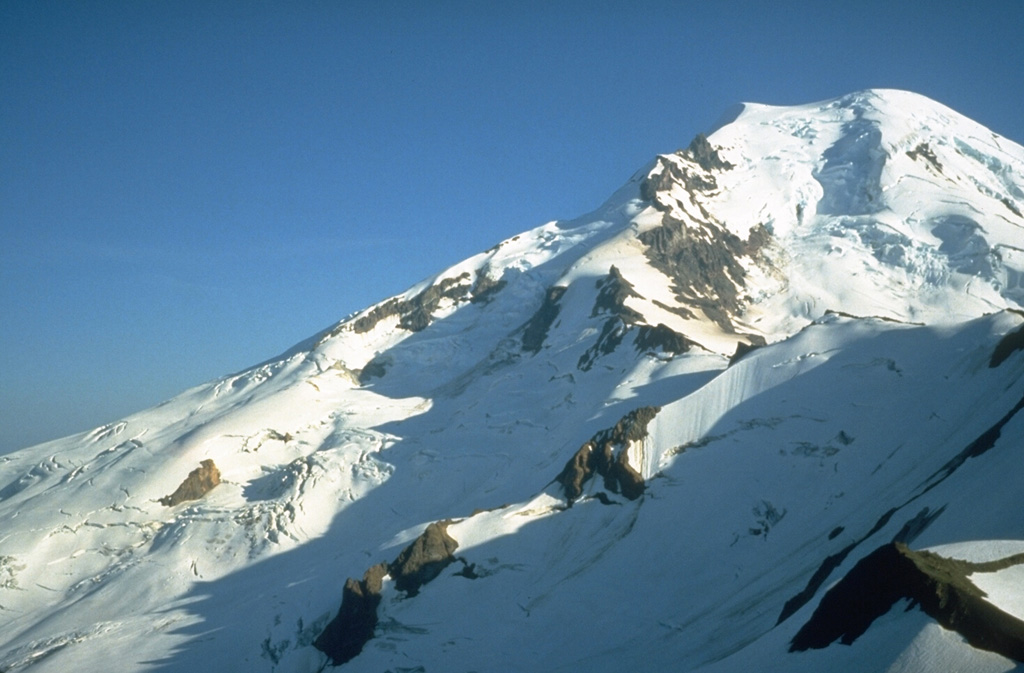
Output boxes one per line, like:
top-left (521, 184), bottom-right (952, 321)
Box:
top-left (315, 89), bottom-right (1024, 376)
top-left (3, 91), bottom-right (1024, 673)
top-left (695, 90), bottom-right (1024, 329)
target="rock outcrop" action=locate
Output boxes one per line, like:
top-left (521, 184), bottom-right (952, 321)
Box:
top-left (469, 273), bottom-right (507, 304)
top-left (522, 286), bottom-right (567, 353)
top-left (315, 521), bottom-right (459, 666)
top-left (159, 459), bottom-right (220, 507)
top-left (389, 521), bottom-right (459, 596)
top-left (557, 406), bottom-right (660, 504)
top-left (634, 323), bottom-right (693, 356)
top-left (791, 542), bottom-right (1024, 662)
top-left (591, 266), bottom-right (643, 323)
top-left (640, 217), bottom-right (770, 332)
top-left (313, 562), bottom-right (388, 666)
top-left (350, 272), bottom-right (473, 335)
top-left (684, 133), bottom-right (735, 172)
top-left (578, 267), bottom-right (694, 370)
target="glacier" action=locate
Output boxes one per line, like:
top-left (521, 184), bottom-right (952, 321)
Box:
top-left (1, 89), bottom-right (1024, 672)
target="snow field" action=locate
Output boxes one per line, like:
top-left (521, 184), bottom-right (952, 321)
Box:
top-left (2, 89), bottom-right (1024, 672)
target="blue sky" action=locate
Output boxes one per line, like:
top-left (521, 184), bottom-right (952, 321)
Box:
top-left (2, 1), bottom-right (1023, 453)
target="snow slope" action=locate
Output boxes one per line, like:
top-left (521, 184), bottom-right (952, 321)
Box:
top-left (2, 89), bottom-right (1024, 672)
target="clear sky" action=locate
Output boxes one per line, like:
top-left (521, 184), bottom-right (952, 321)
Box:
top-left (2, 1), bottom-right (1023, 454)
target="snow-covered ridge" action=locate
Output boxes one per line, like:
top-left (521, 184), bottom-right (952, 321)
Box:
top-left (307, 89), bottom-right (1024, 374)
top-left (2, 89), bottom-right (1024, 672)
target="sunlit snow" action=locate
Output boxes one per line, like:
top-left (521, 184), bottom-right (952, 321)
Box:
top-left (2, 89), bottom-right (1024, 672)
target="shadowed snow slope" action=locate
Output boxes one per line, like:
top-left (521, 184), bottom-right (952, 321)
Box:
top-left (2, 89), bottom-right (1024, 673)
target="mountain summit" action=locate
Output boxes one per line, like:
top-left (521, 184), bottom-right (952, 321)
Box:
top-left (3, 89), bottom-right (1024, 672)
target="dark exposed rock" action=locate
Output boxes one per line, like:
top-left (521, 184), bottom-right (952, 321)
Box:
top-left (790, 542), bottom-right (929, 649)
top-left (833, 430), bottom-right (855, 446)
top-left (780, 498), bottom-right (955, 628)
top-left (640, 155), bottom-right (718, 203)
top-left (639, 135), bottom-right (733, 206)
top-left (605, 406), bottom-right (661, 444)
top-left (556, 406), bottom-right (660, 504)
top-left (469, 274), bottom-right (507, 304)
top-left (582, 268), bottom-right (693, 364)
top-left (350, 297), bottom-right (404, 334)
top-left (729, 340), bottom-right (762, 364)
top-left (639, 216), bottom-right (770, 335)
top-left (522, 286), bottom-right (567, 354)
top-left (639, 160), bottom-right (678, 203)
top-left (159, 459), bottom-right (220, 507)
top-left (609, 449), bottom-right (645, 500)
top-left (389, 521), bottom-right (459, 596)
top-left (906, 142), bottom-right (943, 173)
top-left (557, 442), bottom-right (595, 503)
top-left (351, 272), bottom-right (472, 334)
top-left (578, 266), bottom-right (670, 371)
top-left (398, 273), bottom-right (472, 332)
top-left (634, 323), bottom-right (692, 356)
top-left (750, 500), bottom-right (787, 539)
top-left (790, 542), bottom-right (1024, 662)
top-left (403, 274), bottom-right (471, 330)
top-left (990, 322), bottom-right (1024, 367)
top-left (591, 266), bottom-right (643, 323)
top-left (594, 441), bottom-right (615, 490)
top-left (315, 522), bottom-right (460, 665)
top-left (400, 307), bottom-right (432, 332)
top-left (357, 356), bottom-right (390, 383)
top-left (314, 562), bottom-right (388, 666)
top-left (266, 429), bottom-right (293, 443)
top-left (577, 318), bottom-right (628, 371)
top-left (685, 133), bottom-right (735, 172)
top-left (744, 221), bottom-right (773, 252)
top-left (653, 298), bottom-right (696, 321)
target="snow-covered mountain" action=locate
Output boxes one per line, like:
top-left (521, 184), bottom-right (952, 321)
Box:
top-left (3, 89), bottom-right (1024, 672)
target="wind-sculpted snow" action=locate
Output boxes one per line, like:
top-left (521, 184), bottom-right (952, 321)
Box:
top-left (2, 90), bottom-right (1024, 673)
